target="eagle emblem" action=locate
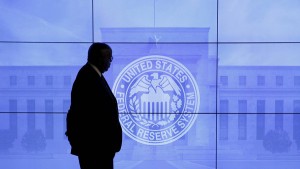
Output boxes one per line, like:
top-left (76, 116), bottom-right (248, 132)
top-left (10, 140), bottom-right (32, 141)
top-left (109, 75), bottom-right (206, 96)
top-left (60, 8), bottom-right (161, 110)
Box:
top-left (113, 55), bottom-right (200, 145)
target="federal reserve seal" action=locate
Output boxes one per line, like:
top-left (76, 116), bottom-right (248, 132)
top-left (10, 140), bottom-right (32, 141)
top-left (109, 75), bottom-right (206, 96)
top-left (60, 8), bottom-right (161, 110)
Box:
top-left (113, 55), bottom-right (200, 145)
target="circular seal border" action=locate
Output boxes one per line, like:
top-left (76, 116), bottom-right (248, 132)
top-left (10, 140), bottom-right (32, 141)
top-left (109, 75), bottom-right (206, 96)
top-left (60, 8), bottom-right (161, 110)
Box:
top-left (113, 55), bottom-right (200, 145)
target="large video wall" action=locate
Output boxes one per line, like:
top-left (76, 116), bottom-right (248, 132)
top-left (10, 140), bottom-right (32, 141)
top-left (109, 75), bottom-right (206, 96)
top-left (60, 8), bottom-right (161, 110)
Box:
top-left (0, 0), bottom-right (300, 169)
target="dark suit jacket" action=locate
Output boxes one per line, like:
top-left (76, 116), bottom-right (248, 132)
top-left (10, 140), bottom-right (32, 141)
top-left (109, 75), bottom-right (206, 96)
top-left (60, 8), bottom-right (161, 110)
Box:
top-left (66, 63), bottom-right (122, 156)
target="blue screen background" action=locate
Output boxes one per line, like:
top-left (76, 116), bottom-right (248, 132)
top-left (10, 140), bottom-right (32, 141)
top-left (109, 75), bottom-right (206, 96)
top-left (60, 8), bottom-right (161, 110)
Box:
top-left (0, 0), bottom-right (299, 169)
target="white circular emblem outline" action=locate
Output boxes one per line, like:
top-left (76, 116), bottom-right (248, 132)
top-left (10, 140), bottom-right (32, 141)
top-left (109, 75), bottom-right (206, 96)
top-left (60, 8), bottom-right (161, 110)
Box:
top-left (113, 55), bottom-right (200, 145)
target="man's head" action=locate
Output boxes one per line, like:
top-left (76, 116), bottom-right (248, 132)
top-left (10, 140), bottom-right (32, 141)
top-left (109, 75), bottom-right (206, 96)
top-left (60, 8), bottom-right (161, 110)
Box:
top-left (87, 42), bottom-right (113, 73)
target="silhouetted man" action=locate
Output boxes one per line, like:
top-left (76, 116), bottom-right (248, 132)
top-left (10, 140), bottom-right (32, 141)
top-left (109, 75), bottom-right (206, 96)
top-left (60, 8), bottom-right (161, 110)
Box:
top-left (66, 42), bottom-right (122, 169)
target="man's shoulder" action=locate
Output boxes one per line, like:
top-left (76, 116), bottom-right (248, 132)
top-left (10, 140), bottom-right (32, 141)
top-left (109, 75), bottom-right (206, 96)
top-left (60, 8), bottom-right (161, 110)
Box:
top-left (77, 63), bottom-right (93, 74)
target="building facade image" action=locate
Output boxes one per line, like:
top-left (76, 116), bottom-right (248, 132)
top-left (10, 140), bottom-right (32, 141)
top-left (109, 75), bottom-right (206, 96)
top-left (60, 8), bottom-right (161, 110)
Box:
top-left (0, 28), bottom-right (299, 168)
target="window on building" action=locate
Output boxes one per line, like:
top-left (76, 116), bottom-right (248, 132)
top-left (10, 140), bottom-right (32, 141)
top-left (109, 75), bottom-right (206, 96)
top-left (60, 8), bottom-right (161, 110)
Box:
top-left (238, 100), bottom-right (247, 140)
top-left (256, 100), bottom-right (265, 140)
top-left (294, 100), bottom-right (300, 113)
top-left (9, 100), bottom-right (18, 137)
top-left (275, 100), bottom-right (284, 130)
top-left (27, 99), bottom-right (36, 130)
top-left (27, 75), bottom-right (35, 86)
top-left (276, 76), bottom-right (283, 86)
top-left (257, 76), bottom-right (265, 86)
top-left (63, 75), bottom-right (72, 87)
top-left (239, 76), bottom-right (246, 86)
top-left (9, 75), bottom-right (17, 86)
top-left (9, 100), bottom-right (17, 112)
top-left (294, 114), bottom-right (300, 140)
top-left (294, 76), bottom-right (300, 86)
top-left (293, 100), bottom-right (300, 140)
top-left (45, 75), bottom-right (53, 86)
top-left (238, 114), bottom-right (247, 140)
top-left (63, 100), bottom-right (70, 113)
top-left (0, 112), bottom-right (9, 129)
top-left (220, 76), bottom-right (228, 86)
top-left (219, 100), bottom-right (228, 140)
top-left (45, 100), bottom-right (54, 139)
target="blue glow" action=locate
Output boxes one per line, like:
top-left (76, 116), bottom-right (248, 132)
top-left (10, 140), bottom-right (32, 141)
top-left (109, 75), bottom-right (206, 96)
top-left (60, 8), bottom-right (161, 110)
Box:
top-left (0, 0), bottom-right (299, 169)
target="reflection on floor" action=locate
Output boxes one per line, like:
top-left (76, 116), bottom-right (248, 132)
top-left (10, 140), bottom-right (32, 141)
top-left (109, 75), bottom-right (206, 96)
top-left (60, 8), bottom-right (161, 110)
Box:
top-left (115, 160), bottom-right (215, 169)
